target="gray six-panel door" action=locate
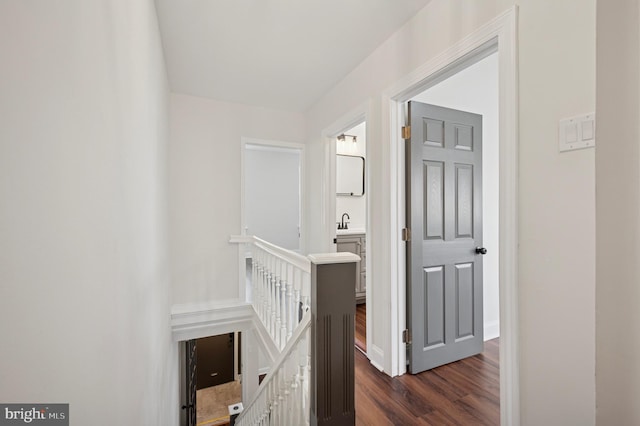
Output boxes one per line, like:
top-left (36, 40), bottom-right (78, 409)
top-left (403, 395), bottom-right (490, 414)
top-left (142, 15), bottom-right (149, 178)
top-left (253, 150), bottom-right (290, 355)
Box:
top-left (406, 101), bottom-right (484, 374)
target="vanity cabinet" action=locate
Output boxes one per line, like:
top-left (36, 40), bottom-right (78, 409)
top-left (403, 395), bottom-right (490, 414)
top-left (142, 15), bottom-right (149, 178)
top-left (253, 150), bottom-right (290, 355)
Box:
top-left (335, 233), bottom-right (366, 304)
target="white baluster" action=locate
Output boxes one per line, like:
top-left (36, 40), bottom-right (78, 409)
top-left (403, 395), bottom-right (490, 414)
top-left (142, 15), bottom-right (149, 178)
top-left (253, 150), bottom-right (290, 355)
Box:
top-left (258, 249), bottom-right (264, 320)
top-left (262, 250), bottom-right (268, 324)
top-left (278, 367), bottom-right (284, 424)
top-left (286, 264), bottom-right (294, 341)
top-left (294, 268), bottom-right (302, 328)
top-left (271, 371), bottom-right (278, 426)
top-left (273, 271), bottom-right (278, 341)
top-left (252, 249), bottom-right (258, 319)
top-left (256, 249), bottom-right (261, 314)
top-left (291, 363), bottom-right (300, 425)
top-left (302, 270), bottom-right (311, 312)
top-left (252, 250), bottom-right (258, 321)
top-left (258, 251), bottom-right (264, 320)
top-left (266, 253), bottom-right (273, 336)
top-left (287, 352), bottom-right (296, 424)
top-left (274, 258), bottom-right (282, 347)
top-left (270, 255), bottom-right (277, 340)
top-left (279, 262), bottom-right (288, 348)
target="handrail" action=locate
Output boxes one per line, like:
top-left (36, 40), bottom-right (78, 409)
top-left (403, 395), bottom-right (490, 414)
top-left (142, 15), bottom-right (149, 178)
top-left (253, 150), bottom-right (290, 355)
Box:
top-left (230, 235), bottom-right (311, 273)
top-left (235, 311), bottom-right (311, 426)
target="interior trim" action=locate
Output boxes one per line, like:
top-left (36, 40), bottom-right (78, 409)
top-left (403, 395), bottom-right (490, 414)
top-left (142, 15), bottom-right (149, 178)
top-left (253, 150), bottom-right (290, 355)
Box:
top-left (171, 300), bottom-right (254, 342)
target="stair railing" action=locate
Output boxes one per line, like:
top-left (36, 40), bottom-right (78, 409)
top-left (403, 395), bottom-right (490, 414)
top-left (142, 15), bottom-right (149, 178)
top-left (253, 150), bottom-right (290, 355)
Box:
top-left (230, 235), bottom-right (359, 426)
top-left (230, 235), bottom-right (311, 350)
top-left (235, 310), bottom-right (311, 426)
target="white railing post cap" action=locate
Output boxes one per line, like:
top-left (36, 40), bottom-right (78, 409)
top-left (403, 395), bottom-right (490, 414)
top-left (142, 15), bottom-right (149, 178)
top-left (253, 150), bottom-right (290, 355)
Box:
top-left (307, 252), bottom-right (360, 265)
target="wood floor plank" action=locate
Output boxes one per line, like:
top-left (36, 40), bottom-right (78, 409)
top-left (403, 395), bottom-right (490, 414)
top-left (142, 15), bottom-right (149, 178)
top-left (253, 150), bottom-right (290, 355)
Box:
top-left (454, 392), bottom-right (500, 425)
top-left (355, 303), bottom-right (366, 352)
top-left (355, 351), bottom-right (426, 425)
top-left (355, 305), bottom-right (500, 425)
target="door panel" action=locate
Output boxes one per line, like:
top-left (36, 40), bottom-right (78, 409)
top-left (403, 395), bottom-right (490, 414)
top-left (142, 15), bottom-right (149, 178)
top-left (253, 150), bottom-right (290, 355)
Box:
top-left (454, 123), bottom-right (474, 150)
top-left (455, 263), bottom-right (474, 340)
top-left (407, 101), bottom-right (484, 374)
top-left (424, 266), bottom-right (445, 348)
top-left (424, 118), bottom-right (445, 147)
top-left (424, 161), bottom-right (445, 240)
top-left (455, 164), bottom-right (474, 238)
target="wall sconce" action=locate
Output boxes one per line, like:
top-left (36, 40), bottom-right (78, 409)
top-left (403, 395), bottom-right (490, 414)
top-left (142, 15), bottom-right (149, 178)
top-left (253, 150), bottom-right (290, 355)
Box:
top-left (337, 133), bottom-right (357, 143)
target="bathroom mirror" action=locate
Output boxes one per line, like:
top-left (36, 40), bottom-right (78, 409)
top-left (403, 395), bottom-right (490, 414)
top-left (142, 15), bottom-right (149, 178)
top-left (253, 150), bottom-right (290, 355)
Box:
top-left (336, 154), bottom-right (365, 196)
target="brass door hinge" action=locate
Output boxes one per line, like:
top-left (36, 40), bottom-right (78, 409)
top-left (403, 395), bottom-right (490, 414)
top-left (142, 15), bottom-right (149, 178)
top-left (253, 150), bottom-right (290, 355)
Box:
top-left (402, 228), bottom-right (411, 242)
top-left (402, 329), bottom-right (412, 344)
top-left (402, 126), bottom-right (411, 139)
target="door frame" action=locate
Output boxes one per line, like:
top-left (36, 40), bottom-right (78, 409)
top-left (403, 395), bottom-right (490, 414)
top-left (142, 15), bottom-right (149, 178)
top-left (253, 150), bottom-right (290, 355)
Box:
top-left (321, 101), bottom-right (373, 356)
top-left (382, 7), bottom-right (519, 425)
top-left (241, 137), bottom-right (306, 247)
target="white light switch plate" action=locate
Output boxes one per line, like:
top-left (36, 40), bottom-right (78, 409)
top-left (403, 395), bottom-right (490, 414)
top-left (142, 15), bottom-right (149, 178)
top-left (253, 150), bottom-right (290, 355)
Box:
top-left (559, 113), bottom-right (595, 152)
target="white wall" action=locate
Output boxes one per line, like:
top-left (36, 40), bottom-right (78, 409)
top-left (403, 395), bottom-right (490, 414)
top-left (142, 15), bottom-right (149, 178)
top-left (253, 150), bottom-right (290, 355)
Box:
top-left (595, 1), bottom-right (640, 424)
top-left (517, 2), bottom-right (595, 424)
top-left (336, 122), bottom-right (367, 230)
top-left (245, 145), bottom-right (301, 250)
top-left (169, 94), bottom-right (306, 307)
top-left (0, 1), bottom-right (177, 424)
top-left (413, 52), bottom-right (500, 341)
top-left (304, 1), bottom-right (595, 424)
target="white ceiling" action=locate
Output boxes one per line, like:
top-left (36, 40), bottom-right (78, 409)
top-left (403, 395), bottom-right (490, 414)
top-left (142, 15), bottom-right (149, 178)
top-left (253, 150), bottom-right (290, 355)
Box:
top-left (155, 0), bottom-right (431, 112)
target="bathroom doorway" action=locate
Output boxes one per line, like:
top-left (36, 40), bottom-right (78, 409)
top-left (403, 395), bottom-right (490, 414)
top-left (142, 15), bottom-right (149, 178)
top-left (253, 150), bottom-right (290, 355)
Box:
top-left (334, 122), bottom-right (368, 355)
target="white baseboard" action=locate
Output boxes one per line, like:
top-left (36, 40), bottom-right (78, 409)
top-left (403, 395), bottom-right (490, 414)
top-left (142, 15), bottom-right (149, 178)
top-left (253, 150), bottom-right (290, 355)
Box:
top-left (484, 320), bottom-right (500, 341)
top-left (368, 344), bottom-right (385, 372)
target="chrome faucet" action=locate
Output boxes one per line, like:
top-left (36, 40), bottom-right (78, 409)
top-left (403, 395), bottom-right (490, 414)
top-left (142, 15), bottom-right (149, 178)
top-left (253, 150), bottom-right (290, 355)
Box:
top-left (338, 213), bottom-right (350, 230)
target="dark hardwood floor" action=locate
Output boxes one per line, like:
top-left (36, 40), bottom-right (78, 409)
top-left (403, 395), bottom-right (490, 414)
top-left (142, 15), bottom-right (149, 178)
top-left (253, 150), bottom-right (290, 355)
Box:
top-left (354, 304), bottom-right (500, 425)
top-left (355, 303), bottom-right (366, 352)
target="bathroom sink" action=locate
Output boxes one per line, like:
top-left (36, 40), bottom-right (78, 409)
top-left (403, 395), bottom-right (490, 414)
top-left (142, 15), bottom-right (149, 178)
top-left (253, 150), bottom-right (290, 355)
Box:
top-left (336, 228), bottom-right (366, 235)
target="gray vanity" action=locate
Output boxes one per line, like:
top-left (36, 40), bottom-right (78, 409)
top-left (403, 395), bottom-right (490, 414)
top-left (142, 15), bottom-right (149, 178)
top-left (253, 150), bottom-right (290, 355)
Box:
top-left (335, 230), bottom-right (366, 304)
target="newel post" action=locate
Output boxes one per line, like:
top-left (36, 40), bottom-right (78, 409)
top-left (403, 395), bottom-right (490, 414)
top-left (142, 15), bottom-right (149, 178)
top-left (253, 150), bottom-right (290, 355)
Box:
top-left (308, 252), bottom-right (360, 426)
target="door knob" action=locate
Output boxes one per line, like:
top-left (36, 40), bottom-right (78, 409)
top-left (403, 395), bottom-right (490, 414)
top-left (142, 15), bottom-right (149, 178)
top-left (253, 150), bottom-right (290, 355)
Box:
top-left (475, 247), bottom-right (487, 255)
